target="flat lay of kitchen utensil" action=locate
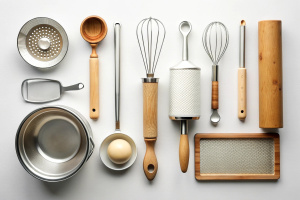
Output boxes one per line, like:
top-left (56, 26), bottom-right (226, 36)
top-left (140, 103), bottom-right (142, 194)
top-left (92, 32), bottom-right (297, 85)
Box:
top-left (17, 17), bottom-right (69, 69)
top-left (100, 22), bottom-right (137, 171)
top-left (202, 21), bottom-right (229, 125)
top-left (136, 17), bottom-right (165, 181)
top-left (14, 16), bottom-right (283, 183)
top-left (80, 16), bottom-right (108, 119)
top-left (169, 21), bottom-right (200, 173)
top-left (21, 78), bottom-right (84, 103)
top-left (238, 20), bottom-right (247, 120)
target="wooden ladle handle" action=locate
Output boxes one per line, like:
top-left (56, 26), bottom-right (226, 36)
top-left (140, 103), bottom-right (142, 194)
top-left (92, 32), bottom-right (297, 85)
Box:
top-left (90, 57), bottom-right (99, 119)
top-left (179, 134), bottom-right (189, 173)
top-left (143, 139), bottom-right (158, 181)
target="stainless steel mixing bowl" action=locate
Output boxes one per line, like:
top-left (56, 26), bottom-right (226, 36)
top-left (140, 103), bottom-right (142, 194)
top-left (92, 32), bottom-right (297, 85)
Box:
top-left (15, 106), bottom-right (94, 182)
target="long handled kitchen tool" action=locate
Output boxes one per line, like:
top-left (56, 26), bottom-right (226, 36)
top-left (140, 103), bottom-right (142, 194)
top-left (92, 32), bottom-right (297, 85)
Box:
top-left (99, 23), bottom-right (137, 171)
top-left (238, 20), bottom-right (247, 120)
top-left (80, 16), bottom-right (107, 119)
top-left (202, 22), bottom-right (229, 124)
top-left (136, 17), bottom-right (165, 180)
top-left (169, 21), bottom-right (200, 173)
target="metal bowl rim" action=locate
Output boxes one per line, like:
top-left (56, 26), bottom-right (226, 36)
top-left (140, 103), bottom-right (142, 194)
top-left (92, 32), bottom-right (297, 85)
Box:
top-left (15, 106), bottom-right (93, 182)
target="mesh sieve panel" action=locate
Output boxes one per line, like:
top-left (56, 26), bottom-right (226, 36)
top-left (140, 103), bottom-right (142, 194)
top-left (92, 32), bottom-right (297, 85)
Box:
top-left (169, 69), bottom-right (200, 117)
top-left (200, 138), bottom-right (275, 174)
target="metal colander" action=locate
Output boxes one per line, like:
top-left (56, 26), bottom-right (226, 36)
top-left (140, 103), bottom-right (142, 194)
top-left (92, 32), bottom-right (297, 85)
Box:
top-left (17, 17), bottom-right (68, 69)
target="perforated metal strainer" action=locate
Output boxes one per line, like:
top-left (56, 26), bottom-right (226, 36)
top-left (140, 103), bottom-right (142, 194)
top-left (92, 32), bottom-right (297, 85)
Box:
top-left (17, 17), bottom-right (68, 69)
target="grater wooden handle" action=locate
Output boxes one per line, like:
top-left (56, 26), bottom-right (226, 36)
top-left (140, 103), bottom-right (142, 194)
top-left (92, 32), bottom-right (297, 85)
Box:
top-left (212, 81), bottom-right (219, 109)
top-left (238, 68), bottom-right (247, 119)
top-left (90, 57), bottom-right (99, 119)
top-left (179, 134), bottom-right (189, 173)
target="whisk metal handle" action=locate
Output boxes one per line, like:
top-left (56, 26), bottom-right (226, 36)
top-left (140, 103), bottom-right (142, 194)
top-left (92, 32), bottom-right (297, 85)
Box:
top-left (179, 21), bottom-right (192, 61)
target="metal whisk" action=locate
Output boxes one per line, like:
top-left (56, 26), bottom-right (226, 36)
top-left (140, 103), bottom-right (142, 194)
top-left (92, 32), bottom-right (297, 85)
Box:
top-left (202, 22), bottom-right (229, 124)
top-left (137, 17), bottom-right (165, 78)
top-left (136, 17), bottom-right (165, 181)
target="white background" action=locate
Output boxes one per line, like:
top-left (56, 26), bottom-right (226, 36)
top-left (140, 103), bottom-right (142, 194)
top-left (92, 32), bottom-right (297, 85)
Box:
top-left (1, 0), bottom-right (299, 199)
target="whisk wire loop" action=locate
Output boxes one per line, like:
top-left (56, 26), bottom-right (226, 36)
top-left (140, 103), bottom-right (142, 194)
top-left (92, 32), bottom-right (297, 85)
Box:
top-left (137, 17), bottom-right (165, 77)
top-left (202, 22), bottom-right (229, 65)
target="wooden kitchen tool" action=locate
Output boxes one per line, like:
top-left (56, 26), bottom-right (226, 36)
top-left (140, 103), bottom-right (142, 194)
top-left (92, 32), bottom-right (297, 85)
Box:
top-left (80, 16), bottom-right (107, 119)
top-left (258, 20), bottom-right (283, 128)
top-left (143, 82), bottom-right (158, 180)
top-left (136, 17), bottom-right (165, 181)
top-left (195, 133), bottom-right (280, 180)
top-left (238, 20), bottom-right (247, 119)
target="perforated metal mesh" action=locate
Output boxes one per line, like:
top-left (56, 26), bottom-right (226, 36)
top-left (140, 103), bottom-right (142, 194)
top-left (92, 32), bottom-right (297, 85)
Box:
top-left (169, 69), bottom-right (200, 117)
top-left (26, 25), bottom-right (62, 61)
top-left (200, 138), bottom-right (275, 174)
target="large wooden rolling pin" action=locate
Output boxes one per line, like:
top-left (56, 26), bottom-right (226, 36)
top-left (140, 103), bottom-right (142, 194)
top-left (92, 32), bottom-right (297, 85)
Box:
top-left (258, 20), bottom-right (283, 128)
top-left (143, 81), bottom-right (158, 180)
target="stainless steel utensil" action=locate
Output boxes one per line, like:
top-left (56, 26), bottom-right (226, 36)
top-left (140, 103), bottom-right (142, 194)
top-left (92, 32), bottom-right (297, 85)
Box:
top-left (100, 22), bottom-right (137, 170)
top-left (17, 17), bottom-right (69, 69)
top-left (137, 17), bottom-right (165, 181)
top-left (238, 20), bottom-right (247, 120)
top-left (169, 21), bottom-right (201, 173)
top-left (21, 78), bottom-right (84, 103)
top-left (202, 21), bottom-right (229, 124)
top-left (15, 106), bottom-right (94, 182)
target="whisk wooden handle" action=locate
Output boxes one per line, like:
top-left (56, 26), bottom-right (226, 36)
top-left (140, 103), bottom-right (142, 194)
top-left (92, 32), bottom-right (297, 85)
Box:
top-left (212, 81), bottom-right (219, 109)
top-left (143, 138), bottom-right (158, 181)
top-left (143, 82), bottom-right (158, 138)
top-left (143, 82), bottom-right (158, 180)
top-left (90, 58), bottom-right (99, 119)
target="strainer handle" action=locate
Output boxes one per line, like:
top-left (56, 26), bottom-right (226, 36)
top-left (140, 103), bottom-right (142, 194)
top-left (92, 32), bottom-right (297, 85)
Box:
top-left (62, 83), bottom-right (84, 92)
top-left (90, 57), bottom-right (99, 119)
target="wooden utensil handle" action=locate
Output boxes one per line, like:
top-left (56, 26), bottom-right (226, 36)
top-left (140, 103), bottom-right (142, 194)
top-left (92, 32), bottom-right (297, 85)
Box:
top-left (238, 68), bottom-right (247, 119)
top-left (143, 82), bottom-right (158, 138)
top-left (143, 81), bottom-right (158, 180)
top-left (90, 57), bottom-right (99, 119)
top-left (179, 134), bottom-right (189, 173)
top-left (212, 81), bottom-right (219, 109)
top-left (143, 139), bottom-right (158, 181)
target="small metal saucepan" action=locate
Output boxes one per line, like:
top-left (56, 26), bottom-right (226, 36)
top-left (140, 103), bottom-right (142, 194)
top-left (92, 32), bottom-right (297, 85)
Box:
top-left (15, 106), bottom-right (94, 182)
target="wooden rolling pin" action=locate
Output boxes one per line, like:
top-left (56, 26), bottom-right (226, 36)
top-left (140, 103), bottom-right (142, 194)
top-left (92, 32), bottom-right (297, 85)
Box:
top-left (258, 20), bottom-right (283, 128)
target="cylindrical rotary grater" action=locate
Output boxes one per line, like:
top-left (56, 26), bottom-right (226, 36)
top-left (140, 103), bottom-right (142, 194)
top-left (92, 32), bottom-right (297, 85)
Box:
top-left (169, 21), bottom-right (201, 173)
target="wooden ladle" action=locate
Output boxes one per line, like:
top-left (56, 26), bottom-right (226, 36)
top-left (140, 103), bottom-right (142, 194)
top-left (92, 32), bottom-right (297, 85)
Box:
top-left (80, 16), bottom-right (107, 119)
